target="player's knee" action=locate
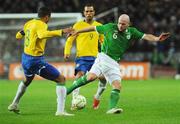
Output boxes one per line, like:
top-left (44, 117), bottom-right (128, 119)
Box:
top-left (76, 71), bottom-right (85, 78)
top-left (23, 80), bottom-right (30, 86)
top-left (87, 73), bottom-right (97, 81)
top-left (56, 75), bottom-right (66, 85)
top-left (112, 80), bottom-right (122, 90)
top-left (98, 75), bottom-right (105, 81)
top-left (99, 76), bottom-right (107, 85)
top-left (24, 76), bottom-right (34, 86)
top-left (99, 82), bottom-right (106, 88)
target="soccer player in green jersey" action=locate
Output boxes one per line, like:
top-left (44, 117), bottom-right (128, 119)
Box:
top-left (67, 14), bottom-right (170, 114)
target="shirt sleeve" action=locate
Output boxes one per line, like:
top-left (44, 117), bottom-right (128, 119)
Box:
top-left (16, 30), bottom-right (25, 40)
top-left (64, 35), bottom-right (76, 55)
top-left (36, 24), bottom-right (62, 39)
top-left (37, 30), bottom-right (62, 39)
top-left (95, 25), bottom-right (106, 34)
top-left (132, 27), bottom-right (144, 40)
top-left (64, 23), bottom-right (78, 55)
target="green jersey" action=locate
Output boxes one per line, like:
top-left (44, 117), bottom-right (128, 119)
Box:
top-left (96, 23), bottom-right (144, 61)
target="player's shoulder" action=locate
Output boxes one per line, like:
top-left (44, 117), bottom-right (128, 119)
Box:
top-left (93, 21), bottom-right (103, 26)
top-left (128, 26), bottom-right (136, 30)
top-left (25, 19), bottom-right (34, 25)
top-left (25, 19), bottom-right (43, 25)
top-left (109, 23), bottom-right (116, 26)
top-left (24, 19), bottom-right (35, 28)
top-left (128, 26), bottom-right (140, 32)
top-left (25, 19), bottom-right (47, 29)
top-left (73, 20), bottom-right (84, 27)
top-left (103, 23), bottom-right (116, 28)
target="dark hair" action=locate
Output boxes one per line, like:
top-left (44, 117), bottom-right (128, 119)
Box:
top-left (84, 3), bottom-right (94, 8)
top-left (38, 6), bottom-right (51, 18)
top-left (82, 3), bottom-right (95, 11)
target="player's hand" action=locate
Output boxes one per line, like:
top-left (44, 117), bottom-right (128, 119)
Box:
top-left (70, 31), bottom-right (79, 36)
top-left (158, 32), bottom-right (170, 41)
top-left (64, 54), bottom-right (70, 61)
top-left (66, 31), bottom-right (78, 38)
top-left (62, 27), bottom-right (74, 35)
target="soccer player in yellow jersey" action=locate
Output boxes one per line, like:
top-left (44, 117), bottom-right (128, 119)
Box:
top-left (64, 4), bottom-right (107, 110)
top-left (8, 6), bottom-right (74, 116)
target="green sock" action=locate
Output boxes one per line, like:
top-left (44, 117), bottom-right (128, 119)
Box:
top-left (109, 89), bottom-right (120, 109)
top-left (67, 75), bottom-right (89, 95)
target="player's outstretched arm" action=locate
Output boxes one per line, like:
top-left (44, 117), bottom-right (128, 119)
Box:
top-left (64, 28), bottom-right (77, 61)
top-left (158, 32), bottom-right (170, 41)
top-left (37, 27), bottom-right (74, 39)
top-left (62, 27), bottom-right (74, 35)
top-left (71, 26), bottom-right (96, 36)
top-left (143, 32), bottom-right (170, 42)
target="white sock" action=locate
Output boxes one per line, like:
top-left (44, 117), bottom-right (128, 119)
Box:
top-left (56, 85), bottom-right (66, 113)
top-left (94, 80), bottom-right (107, 100)
top-left (72, 88), bottom-right (80, 99)
top-left (72, 80), bottom-right (80, 100)
top-left (12, 81), bottom-right (27, 105)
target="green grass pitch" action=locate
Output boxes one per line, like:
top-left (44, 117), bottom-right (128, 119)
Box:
top-left (0, 79), bottom-right (180, 124)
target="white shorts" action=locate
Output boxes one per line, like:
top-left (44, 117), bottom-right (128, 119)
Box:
top-left (90, 52), bottom-right (122, 84)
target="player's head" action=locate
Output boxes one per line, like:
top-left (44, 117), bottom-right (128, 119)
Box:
top-left (38, 6), bottom-right (51, 23)
top-left (118, 14), bottom-right (130, 32)
top-left (83, 3), bottom-right (95, 22)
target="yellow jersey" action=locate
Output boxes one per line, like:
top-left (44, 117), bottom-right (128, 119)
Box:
top-left (64, 20), bottom-right (104, 57)
top-left (16, 19), bottom-right (63, 56)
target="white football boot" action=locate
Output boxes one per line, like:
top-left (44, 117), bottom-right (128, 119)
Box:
top-left (106, 108), bottom-right (123, 114)
top-left (8, 104), bottom-right (20, 114)
top-left (55, 111), bottom-right (74, 116)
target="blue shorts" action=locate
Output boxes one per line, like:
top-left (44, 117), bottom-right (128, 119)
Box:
top-left (75, 56), bottom-right (96, 75)
top-left (22, 53), bottom-right (60, 81)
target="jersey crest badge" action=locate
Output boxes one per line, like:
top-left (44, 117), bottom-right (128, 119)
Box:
top-left (126, 34), bottom-right (131, 40)
top-left (125, 29), bottom-right (131, 40)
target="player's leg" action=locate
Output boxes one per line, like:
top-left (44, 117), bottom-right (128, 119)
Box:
top-left (72, 71), bottom-right (85, 100)
top-left (39, 63), bottom-right (73, 116)
top-left (55, 75), bottom-right (73, 116)
top-left (8, 75), bottom-right (34, 114)
top-left (72, 57), bottom-right (95, 103)
top-left (93, 76), bottom-right (107, 109)
top-left (72, 58), bottom-right (94, 99)
top-left (106, 80), bottom-right (123, 114)
top-left (104, 71), bottom-right (123, 114)
top-left (67, 72), bottom-right (98, 95)
top-left (8, 53), bottom-right (35, 114)
top-left (67, 58), bottom-right (101, 95)
top-left (71, 71), bottom-right (85, 110)
top-left (99, 54), bottom-right (123, 114)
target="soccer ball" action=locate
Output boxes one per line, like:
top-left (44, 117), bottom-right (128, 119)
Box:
top-left (72, 95), bottom-right (87, 109)
top-left (175, 74), bottom-right (180, 80)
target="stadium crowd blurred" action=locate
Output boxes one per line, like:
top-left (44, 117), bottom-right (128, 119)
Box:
top-left (0, 0), bottom-right (179, 66)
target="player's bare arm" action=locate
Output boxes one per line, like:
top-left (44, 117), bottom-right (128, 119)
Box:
top-left (62, 27), bottom-right (74, 35)
top-left (71, 26), bottom-right (96, 36)
top-left (64, 32), bottom-right (77, 61)
top-left (143, 32), bottom-right (170, 42)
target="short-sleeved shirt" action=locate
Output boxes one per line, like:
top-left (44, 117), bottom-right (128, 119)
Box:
top-left (20, 19), bottom-right (62, 56)
top-left (65, 20), bottom-right (104, 57)
top-left (96, 23), bottom-right (144, 61)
